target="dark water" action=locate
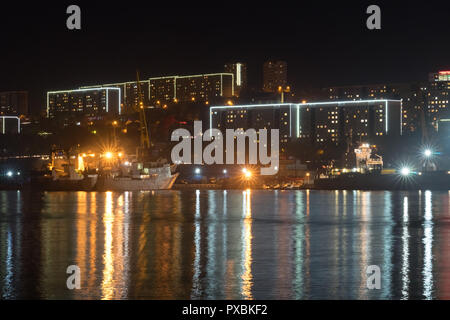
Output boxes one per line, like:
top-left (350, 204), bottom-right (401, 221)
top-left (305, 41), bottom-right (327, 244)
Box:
top-left (1, 189), bottom-right (450, 300)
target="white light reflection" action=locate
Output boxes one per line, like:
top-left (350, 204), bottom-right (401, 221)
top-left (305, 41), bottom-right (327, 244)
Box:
top-left (222, 191), bottom-right (227, 269)
top-left (401, 196), bottom-right (409, 300)
top-left (191, 190), bottom-right (201, 298)
top-left (423, 190), bottom-right (433, 299)
top-left (241, 189), bottom-right (253, 299)
top-left (294, 191), bottom-right (305, 299)
top-left (342, 190), bottom-right (347, 217)
top-left (2, 229), bottom-right (13, 298)
top-left (359, 191), bottom-right (371, 298)
top-left (206, 190), bottom-right (216, 297)
top-left (116, 192), bottom-right (130, 299)
top-left (382, 191), bottom-right (393, 299)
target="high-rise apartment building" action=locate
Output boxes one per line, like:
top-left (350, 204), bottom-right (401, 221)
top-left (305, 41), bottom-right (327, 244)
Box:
top-left (224, 62), bottom-right (247, 97)
top-left (47, 88), bottom-right (121, 121)
top-left (0, 91), bottom-right (29, 116)
top-left (323, 72), bottom-right (450, 134)
top-left (325, 84), bottom-right (401, 101)
top-left (81, 81), bottom-right (149, 114)
top-left (82, 73), bottom-right (234, 109)
top-left (427, 71), bottom-right (450, 131)
top-left (210, 100), bottom-right (402, 154)
top-left (262, 61), bottom-right (287, 93)
top-left (148, 77), bottom-right (176, 105)
top-left (324, 83), bottom-right (425, 134)
top-left (149, 73), bottom-right (234, 105)
top-left (168, 73), bottom-right (234, 104)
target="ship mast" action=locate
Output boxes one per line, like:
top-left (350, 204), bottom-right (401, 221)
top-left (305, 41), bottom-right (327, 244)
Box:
top-left (135, 70), bottom-right (151, 161)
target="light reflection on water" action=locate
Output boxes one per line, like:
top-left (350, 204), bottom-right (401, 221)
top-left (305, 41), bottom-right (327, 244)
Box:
top-left (0, 189), bottom-right (450, 299)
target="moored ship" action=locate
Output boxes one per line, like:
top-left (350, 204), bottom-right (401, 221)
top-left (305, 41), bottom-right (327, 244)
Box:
top-left (32, 159), bottom-right (98, 191)
top-left (96, 164), bottom-right (178, 191)
top-left (94, 71), bottom-right (179, 191)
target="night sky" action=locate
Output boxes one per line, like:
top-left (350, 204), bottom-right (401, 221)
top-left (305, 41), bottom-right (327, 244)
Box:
top-left (0, 1), bottom-right (449, 112)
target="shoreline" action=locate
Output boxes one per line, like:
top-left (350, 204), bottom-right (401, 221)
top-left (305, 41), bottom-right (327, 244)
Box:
top-left (0, 184), bottom-right (448, 191)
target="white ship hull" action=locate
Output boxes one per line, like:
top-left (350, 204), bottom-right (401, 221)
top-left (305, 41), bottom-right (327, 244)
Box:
top-left (96, 166), bottom-right (179, 191)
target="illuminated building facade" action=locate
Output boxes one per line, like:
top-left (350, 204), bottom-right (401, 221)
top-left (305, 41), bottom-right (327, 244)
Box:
top-left (427, 71), bottom-right (450, 131)
top-left (47, 88), bottom-right (121, 120)
top-left (224, 62), bottom-right (247, 97)
top-left (262, 60), bottom-right (287, 93)
top-left (210, 103), bottom-right (293, 155)
top-left (325, 84), bottom-right (401, 101)
top-left (81, 73), bottom-right (234, 109)
top-left (0, 91), bottom-right (28, 116)
top-left (210, 100), bottom-right (402, 153)
top-left (148, 77), bottom-right (175, 105)
top-left (0, 116), bottom-right (21, 134)
top-left (150, 73), bottom-right (234, 105)
top-left (324, 83), bottom-right (428, 134)
top-left (438, 118), bottom-right (450, 136)
top-left (81, 81), bottom-right (149, 114)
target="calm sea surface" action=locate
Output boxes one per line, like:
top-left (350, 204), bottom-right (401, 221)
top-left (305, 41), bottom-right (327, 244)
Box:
top-left (1, 189), bottom-right (450, 300)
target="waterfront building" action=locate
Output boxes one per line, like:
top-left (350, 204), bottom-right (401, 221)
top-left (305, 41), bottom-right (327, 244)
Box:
top-left (46, 87), bottom-right (121, 121)
top-left (427, 71), bottom-right (450, 131)
top-left (323, 71), bottom-right (450, 134)
top-left (224, 62), bottom-right (247, 97)
top-left (324, 83), bottom-right (422, 133)
top-left (0, 91), bottom-right (29, 116)
top-left (210, 100), bottom-right (402, 154)
top-left (262, 60), bottom-right (287, 93)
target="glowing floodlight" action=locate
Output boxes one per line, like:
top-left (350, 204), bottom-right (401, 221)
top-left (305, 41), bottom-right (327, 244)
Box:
top-left (400, 167), bottom-right (411, 176)
top-left (242, 168), bottom-right (252, 179)
top-left (423, 149), bottom-right (432, 157)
